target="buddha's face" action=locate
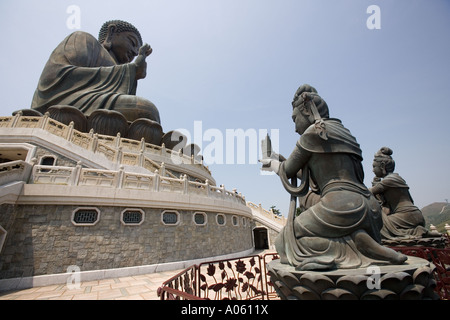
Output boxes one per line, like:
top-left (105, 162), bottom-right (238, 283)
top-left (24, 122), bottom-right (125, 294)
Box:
top-left (109, 31), bottom-right (141, 64)
top-left (372, 161), bottom-right (386, 178)
top-left (292, 107), bottom-right (311, 135)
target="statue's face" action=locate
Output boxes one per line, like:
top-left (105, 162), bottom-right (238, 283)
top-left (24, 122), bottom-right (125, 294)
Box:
top-left (109, 31), bottom-right (141, 64)
top-left (292, 107), bottom-right (311, 135)
top-left (372, 161), bottom-right (386, 178)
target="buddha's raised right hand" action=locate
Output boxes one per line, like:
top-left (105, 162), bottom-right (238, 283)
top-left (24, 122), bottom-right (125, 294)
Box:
top-left (134, 43), bottom-right (152, 80)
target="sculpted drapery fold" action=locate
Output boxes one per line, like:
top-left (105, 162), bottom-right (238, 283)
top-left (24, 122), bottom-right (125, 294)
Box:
top-left (32, 31), bottom-right (138, 115)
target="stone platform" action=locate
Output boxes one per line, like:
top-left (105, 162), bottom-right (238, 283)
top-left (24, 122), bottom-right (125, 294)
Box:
top-left (382, 236), bottom-right (448, 248)
top-left (267, 256), bottom-right (439, 300)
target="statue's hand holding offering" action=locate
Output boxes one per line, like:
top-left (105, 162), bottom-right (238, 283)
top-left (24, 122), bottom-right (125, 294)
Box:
top-left (259, 134), bottom-right (283, 174)
top-left (134, 43), bottom-right (152, 80)
top-left (259, 157), bottom-right (281, 174)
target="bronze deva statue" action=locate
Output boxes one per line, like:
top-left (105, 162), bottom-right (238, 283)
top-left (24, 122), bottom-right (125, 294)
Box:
top-left (370, 147), bottom-right (441, 240)
top-left (31, 20), bottom-right (160, 124)
top-left (260, 84), bottom-right (407, 270)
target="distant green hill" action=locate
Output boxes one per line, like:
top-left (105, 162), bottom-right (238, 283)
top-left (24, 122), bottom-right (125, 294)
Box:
top-left (421, 202), bottom-right (450, 233)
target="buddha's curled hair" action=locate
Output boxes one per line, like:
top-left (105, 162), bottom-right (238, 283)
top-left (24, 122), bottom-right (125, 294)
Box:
top-left (98, 20), bottom-right (143, 46)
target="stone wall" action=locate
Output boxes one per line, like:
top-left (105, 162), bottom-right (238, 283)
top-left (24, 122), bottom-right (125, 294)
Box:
top-left (0, 204), bottom-right (255, 279)
top-left (33, 145), bottom-right (76, 167)
top-left (267, 226), bottom-right (280, 249)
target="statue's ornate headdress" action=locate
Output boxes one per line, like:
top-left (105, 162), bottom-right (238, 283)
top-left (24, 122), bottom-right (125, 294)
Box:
top-left (292, 84), bottom-right (329, 140)
top-left (98, 20), bottom-right (143, 46)
top-left (374, 147), bottom-right (395, 173)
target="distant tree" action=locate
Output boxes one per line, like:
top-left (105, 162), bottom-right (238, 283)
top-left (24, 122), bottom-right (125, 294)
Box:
top-left (270, 205), bottom-right (282, 217)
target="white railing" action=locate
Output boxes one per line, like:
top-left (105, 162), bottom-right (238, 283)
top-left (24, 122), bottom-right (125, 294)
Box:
top-left (0, 160), bottom-right (33, 186)
top-left (0, 113), bottom-right (211, 178)
top-left (30, 164), bottom-right (246, 206)
top-left (31, 165), bottom-right (76, 185)
top-left (247, 201), bottom-right (287, 227)
top-left (0, 114), bottom-right (244, 205)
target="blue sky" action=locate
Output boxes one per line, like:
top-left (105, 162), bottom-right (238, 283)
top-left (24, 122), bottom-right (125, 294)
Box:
top-left (1, 0), bottom-right (449, 216)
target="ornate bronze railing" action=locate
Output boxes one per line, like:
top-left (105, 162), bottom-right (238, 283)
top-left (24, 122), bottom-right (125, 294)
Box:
top-left (157, 265), bottom-right (203, 300)
top-left (158, 252), bottom-right (279, 300)
top-left (159, 247), bottom-right (450, 300)
top-left (390, 246), bottom-right (450, 299)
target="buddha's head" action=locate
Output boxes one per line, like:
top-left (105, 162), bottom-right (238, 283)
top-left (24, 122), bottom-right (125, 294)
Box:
top-left (373, 147), bottom-right (395, 178)
top-left (98, 20), bottom-right (143, 64)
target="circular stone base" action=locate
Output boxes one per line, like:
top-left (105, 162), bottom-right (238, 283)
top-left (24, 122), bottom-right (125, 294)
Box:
top-left (267, 256), bottom-right (439, 300)
top-left (382, 236), bottom-right (447, 248)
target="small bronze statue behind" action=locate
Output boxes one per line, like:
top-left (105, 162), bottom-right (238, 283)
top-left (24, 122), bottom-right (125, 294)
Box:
top-left (370, 147), bottom-right (442, 244)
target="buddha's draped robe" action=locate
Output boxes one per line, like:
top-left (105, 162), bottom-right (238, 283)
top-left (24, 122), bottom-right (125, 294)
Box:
top-left (31, 31), bottom-right (137, 115)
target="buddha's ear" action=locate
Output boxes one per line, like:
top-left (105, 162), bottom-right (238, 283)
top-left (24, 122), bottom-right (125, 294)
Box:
top-left (103, 24), bottom-right (117, 50)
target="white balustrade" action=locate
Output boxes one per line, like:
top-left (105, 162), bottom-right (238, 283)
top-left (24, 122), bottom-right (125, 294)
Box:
top-left (121, 172), bottom-right (155, 190)
top-left (32, 165), bottom-right (75, 185)
top-left (1, 115), bottom-right (211, 176)
top-left (247, 201), bottom-right (287, 226)
top-left (1, 115), bottom-right (246, 205)
top-left (78, 168), bottom-right (118, 187)
top-left (0, 160), bottom-right (30, 185)
top-left (27, 164), bottom-right (246, 206)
